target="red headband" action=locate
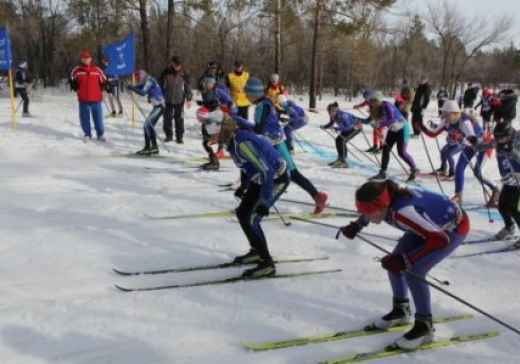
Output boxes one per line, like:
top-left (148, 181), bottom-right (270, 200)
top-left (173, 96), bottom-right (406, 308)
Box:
top-left (355, 189), bottom-right (391, 214)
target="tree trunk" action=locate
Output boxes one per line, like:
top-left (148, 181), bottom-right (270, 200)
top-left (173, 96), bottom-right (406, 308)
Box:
top-left (274, 0), bottom-right (281, 73)
top-left (138, 0), bottom-right (151, 71)
top-left (309, 0), bottom-right (322, 109)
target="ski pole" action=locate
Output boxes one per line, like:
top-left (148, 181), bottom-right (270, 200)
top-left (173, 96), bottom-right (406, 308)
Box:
top-left (420, 132), bottom-right (446, 196)
top-left (130, 95), bottom-right (170, 154)
top-left (290, 217), bottom-right (450, 286)
top-left (272, 204), bottom-right (291, 227)
top-left (321, 128), bottom-right (361, 163)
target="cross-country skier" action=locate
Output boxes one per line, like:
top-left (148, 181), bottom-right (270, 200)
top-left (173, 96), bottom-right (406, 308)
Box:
top-left (126, 69), bottom-right (164, 155)
top-left (276, 94), bottom-right (308, 155)
top-left (421, 100), bottom-right (499, 206)
top-left (320, 101), bottom-right (362, 168)
top-left (339, 179), bottom-right (469, 350)
top-left (233, 77), bottom-right (328, 214)
top-left (360, 91), bottom-right (419, 182)
top-left (198, 109), bottom-right (290, 277)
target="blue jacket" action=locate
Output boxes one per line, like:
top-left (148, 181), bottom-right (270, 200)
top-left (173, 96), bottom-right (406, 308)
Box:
top-left (234, 97), bottom-right (284, 142)
top-left (127, 77), bottom-right (164, 106)
top-left (361, 101), bottom-right (406, 132)
top-left (14, 68), bottom-right (27, 89)
top-left (322, 109), bottom-right (359, 133)
top-left (228, 129), bottom-right (287, 206)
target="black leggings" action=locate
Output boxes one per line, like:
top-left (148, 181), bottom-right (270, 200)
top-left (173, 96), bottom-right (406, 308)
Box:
top-left (335, 129), bottom-right (361, 159)
top-left (498, 185), bottom-right (520, 228)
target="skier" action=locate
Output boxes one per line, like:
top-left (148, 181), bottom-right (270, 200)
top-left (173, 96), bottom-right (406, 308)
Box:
top-left (70, 50), bottom-right (107, 142)
top-left (474, 88), bottom-right (494, 132)
top-left (491, 89), bottom-right (518, 126)
top-left (198, 109), bottom-right (290, 277)
top-left (463, 83), bottom-right (478, 109)
top-left (126, 69), bottom-right (164, 155)
top-left (475, 123), bottom-right (520, 245)
top-left (339, 179), bottom-right (469, 350)
top-left (360, 91), bottom-right (419, 182)
top-left (277, 94), bottom-right (308, 154)
top-left (234, 77), bottom-right (328, 214)
top-left (100, 56), bottom-right (123, 117)
top-left (354, 89), bottom-right (385, 153)
top-left (14, 59), bottom-right (31, 117)
top-left (320, 101), bottom-right (362, 168)
top-left (198, 76), bottom-right (236, 169)
top-left (421, 100), bottom-right (499, 206)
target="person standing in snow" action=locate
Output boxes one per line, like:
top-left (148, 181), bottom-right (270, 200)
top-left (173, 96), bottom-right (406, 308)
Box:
top-left (157, 56), bottom-right (192, 143)
top-left (360, 91), bottom-right (419, 182)
top-left (14, 59), bottom-right (32, 117)
top-left (199, 110), bottom-right (290, 277)
top-left (225, 60), bottom-right (251, 119)
top-left (264, 73), bottom-right (287, 112)
top-left (354, 89), bottom-right (385, 153)
top-left (70, 50), bottom-right (107, 142)
top-left (421, 100), bottom-right (499, 206)
top-left (339, 179), bottom-right (469, 350)
top-left (320, 101), bottom-right (362, 168)
top-left (474, 123), bottom-right (520, 245)
top-left (436, 87), bottom-right (448, 117)
top-left (233, 77), bottom-right (328, 214)
top-left (410, 76), bottom-right (431, 136)
top-left (126, 69), bottom-right (164, 155)
top-left (100, 56), bottom-right (123, 117)
top-left (198, 75), bottom-right (236, 170)
top-left (277, 94), bottom-right (308, 155)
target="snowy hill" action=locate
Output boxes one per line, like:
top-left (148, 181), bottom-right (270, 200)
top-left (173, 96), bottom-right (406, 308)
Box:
top-left (0, 87), bottom-right (518, 363)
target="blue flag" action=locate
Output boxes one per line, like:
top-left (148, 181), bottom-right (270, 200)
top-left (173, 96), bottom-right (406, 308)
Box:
top-left (0, 26), bottom-right (13, 71)
top-left (102, 33), bottom-right (135, 76)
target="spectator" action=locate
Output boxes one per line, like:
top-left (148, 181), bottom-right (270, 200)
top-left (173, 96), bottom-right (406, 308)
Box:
top-left (70, 50), bottom-right (107, 142)
top-left (157, 56), bottom-right (192, 143)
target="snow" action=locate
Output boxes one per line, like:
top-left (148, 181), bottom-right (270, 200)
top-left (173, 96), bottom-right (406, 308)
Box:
top-left (0, 86), bottom-right (518, 363)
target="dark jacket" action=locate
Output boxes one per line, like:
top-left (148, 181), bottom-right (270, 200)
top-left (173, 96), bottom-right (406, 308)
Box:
top-left (411, 82), bottom-right (431, 112)
top-left (493, 91), bottom-right (518, 122)
top-left (463, 87), bottom-right (478, 108)
top-left (158, 67), bottom-right (192, 105)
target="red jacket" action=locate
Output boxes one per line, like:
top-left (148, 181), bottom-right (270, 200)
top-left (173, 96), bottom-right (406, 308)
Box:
top-left (71, 63), bottom-right (106, 102)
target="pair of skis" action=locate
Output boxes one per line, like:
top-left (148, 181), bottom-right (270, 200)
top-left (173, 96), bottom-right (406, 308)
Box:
top-left (456, 234), bottom-right (520, 258)
top-left (114, 256), bottom-right (340, 291)
top-left (241, 314), bottom-right (498, 363)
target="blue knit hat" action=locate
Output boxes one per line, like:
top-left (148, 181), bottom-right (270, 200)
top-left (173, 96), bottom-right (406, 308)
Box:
top-left (244, 78), bottom-right (264, 97)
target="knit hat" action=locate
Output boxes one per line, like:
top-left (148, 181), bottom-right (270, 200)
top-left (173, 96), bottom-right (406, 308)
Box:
top-left (170, 56), bottom-right (182, 64)
top-left (269, 73), bottom-right (280, 83)
top-left (244, 78), bottom-right (265, 97)
top-left (203, 76), bottom-right (217, 84)
top-left (367, 91), bottom-right (384, 102)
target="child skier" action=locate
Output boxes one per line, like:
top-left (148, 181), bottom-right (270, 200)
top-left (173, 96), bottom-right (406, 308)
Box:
top-left (277, 94), bottom-right (309, 154)
top-left (126, 69), bottom-right (165, 155)
top-left (339, 179), bottom-right (469, 350)
top-left (320, 102), bottom-right (362, 168)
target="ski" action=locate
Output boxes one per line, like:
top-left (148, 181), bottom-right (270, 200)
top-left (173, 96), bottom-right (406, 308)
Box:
top-left (113, 256), bottom-right (329, 276)
top-left (279, 198), bottom-right (357, 214)
top-left (115, 268), bottom-right (342, 292)
top-left (318, 330), bottom-right (499, 364)
top-left (462, 235), bottom-right (519, 245)
top-left (241, 314), bottom-right (473, 351)
top-left (455, 244), bottom-right (520, 258)
top-left (144, 210), bottom-right (358, 220)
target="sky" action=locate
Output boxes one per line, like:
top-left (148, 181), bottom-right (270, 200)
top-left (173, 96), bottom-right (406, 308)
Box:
top-left (0, 86), bottom-right (519, 363)
top-left (403, 0), bottom-right (520, 47)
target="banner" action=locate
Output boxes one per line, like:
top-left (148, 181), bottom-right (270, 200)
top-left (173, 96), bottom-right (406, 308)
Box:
top-left (102, 33), bottom-right (135, 75)
top-left (0, 25), bottom-right (13, 70)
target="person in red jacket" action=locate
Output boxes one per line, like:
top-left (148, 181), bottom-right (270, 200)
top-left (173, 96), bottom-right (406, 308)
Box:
top-left (70, 50), bottom-right (107, 142)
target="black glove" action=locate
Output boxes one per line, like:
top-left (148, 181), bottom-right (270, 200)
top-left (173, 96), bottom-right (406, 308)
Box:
top-left (319, 125), bottom-right (326, 130)
top-left (381, 254), bottom-right (410, 274)
top-left (234, 186), bottom-right (246, 200)
top-left (336, 221), bottom-right (361, 240)
top-left (466, 135), bottom-right (478, 145)
top-left (255, 204), bottom-right (270, 216)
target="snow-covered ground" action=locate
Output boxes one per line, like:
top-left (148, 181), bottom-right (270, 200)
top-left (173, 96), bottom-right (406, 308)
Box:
top-left (0, 86), bottom-right (518, 363)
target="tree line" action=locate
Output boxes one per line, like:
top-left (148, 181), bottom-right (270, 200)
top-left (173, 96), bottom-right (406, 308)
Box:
top-left (2, 0), bottom-right (518, 105)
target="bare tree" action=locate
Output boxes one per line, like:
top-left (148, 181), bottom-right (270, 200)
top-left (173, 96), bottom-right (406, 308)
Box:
top-left (425, 0), bottom-right (513, 97)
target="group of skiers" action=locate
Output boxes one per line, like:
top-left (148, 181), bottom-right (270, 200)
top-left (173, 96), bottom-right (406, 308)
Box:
top-left (64, 50), bottom-right (520, 352)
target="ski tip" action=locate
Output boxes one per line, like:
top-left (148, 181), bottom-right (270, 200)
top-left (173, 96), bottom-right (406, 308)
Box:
top-left (114, 284), bottom-right (133, 292)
